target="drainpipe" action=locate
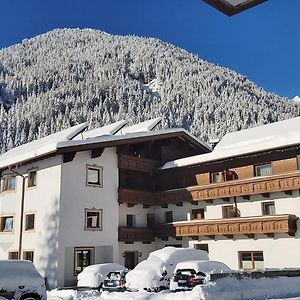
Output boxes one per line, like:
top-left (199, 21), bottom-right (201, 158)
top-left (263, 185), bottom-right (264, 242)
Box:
top-left (9, 168), bottom-right (26, 260)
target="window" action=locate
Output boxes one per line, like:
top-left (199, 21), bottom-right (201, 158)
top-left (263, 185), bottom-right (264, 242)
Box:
top-left (74, 248), bottom-right (94, 274)
top-left (239, 251), bottom-right (264, 270)
top-left (25, 214), bottom-right (35, 231)
top-left (23, 251), bottom-right (34, 262)
top-left (165, 211), bottom-right (173, 223)
top-left (28, 170), bottom-right (37, 187)
top-left (84, 209), bottom-right (102, 230)
top-left (8, 251), bottom-right (19, 259)
top-left (211, 170), bottom-right (238, 183)
top-left (126, 215), bottom-right (135, 228)
top-left (262, 202), bottom-right (276, 215)
top-left (86, 165), bottom-right (103, 187)
top-left (222, 205), bottom-right (239, 218)
top-left (191, 209), bottom-right (205, 220)
top-left (3, 176), bottom-right (16, 191)
top-left (194, 244), bottom-right (209, 253)
top-left (255, 163), bottom-right (272, 177)
top-left (1, 216), bottom-right (14, 232)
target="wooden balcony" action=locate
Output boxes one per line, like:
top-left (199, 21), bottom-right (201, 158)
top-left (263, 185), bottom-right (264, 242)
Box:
top-left (118, 155), bottom-right (161, 172)
top-left (155, 214), bottom-right (298, 239)
top-left (187, 172), bottom-right (300, 202)
top-left (118, 227), bottom-right (155, 242)
top-left (119, 172), bottom-right (300, 206)
top-left (118, 188), bottom-right (158, 206)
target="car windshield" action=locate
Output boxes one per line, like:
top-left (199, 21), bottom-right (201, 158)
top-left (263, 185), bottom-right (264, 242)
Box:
top-left (107, 272), bottom-right (121, 279)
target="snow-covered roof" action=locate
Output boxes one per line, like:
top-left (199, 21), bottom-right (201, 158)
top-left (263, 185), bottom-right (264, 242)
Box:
top-left (0, 123), bottom-right (87, 170)
top-left (118, 117), bottom-right (161, 134)
top-left (79, 120), bottom-right (127, 139)
top-left (0, 120), bottom-right (210, 170)
top-left (162, 116), bottom-right (300, 170)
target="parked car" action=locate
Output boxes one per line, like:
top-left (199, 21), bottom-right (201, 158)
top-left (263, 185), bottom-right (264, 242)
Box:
top-left (77, 263), bottom-right (126, 290)
top-left (125, 246), bottom-right (209, 292)
top-left (0, 260), bottom-right (46, 300)
top-left (102, 269), bottom-right (128, 292)
top-left (170, 260), bottom-right (231, 291)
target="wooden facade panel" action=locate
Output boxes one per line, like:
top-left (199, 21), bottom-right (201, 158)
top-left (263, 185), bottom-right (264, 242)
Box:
top-left (118, 227), bottom-right (155, 242)
top-left (233, 165), bottom-right (254, 180)
top-left (272, 158), bottom-right (298, 175)
top-left (196, 173), bottom-right (210, 185)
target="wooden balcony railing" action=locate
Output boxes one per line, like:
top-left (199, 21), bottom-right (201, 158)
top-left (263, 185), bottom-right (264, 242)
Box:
top-left (118, 188), bottom-right (158, 206)
top-left (155, 214), bottom-right (298, 239)
top-left (118, 155), bottom-right (161, 172)
top-left (187, 171), bottom-right (300, 201)
top-left (119, 172), bottom-right (300, 206)
top-left (118, 227), bottom-right (155, 242)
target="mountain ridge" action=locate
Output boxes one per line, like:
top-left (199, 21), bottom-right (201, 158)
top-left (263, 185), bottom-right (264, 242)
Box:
top-left (0, 28), bottom-right (299, 153)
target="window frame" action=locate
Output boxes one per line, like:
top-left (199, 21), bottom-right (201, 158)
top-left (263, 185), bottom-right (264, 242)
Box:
top-left (86, 165), bottom-right (103, 187)
top-left (255, 163), bottom-right (272, 177)
top-left (24, 213), bottom-right (35, 231)
top-left (27, 169), bottom-right (37, 188)
top-left (8, 251), bottom-right (19, 259)
top-left (84, 208), bottom-right (103, 231)
top-left (2, 175), bottom-right (16, 192)
top-left (0, 215), bottom-right (14, 232)
top-left (74, 247), bottom-right (94, 275)
top-left (126, 214), bottom-right (136, 228)
top-left (23, 250), bottom-right (34, 262)
top-left (261, 201), bottom-right (276, 216)
top-left (191, 208), bottom-right (205, 220)
top-left (238, 251), bottom-right (264, 270)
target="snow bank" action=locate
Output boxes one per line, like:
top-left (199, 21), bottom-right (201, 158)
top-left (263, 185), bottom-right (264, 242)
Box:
top-left (197, 276), bottom-right (300, 300)
top-left (77, 263), bottom-right (125, 288)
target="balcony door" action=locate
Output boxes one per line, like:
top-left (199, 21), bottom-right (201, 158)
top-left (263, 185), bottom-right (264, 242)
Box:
top-left (147, 214), bottom-right (155, 228)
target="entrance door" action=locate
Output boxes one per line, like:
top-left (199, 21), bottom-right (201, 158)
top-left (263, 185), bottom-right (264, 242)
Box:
top-left (124, 251), bottom-right (138, 269)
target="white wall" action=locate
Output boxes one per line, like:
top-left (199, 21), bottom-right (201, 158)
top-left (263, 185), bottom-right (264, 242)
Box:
top-left (59, 148), bottom-right (119, 286)
top-left (0, 156), bottom-right (62, 288)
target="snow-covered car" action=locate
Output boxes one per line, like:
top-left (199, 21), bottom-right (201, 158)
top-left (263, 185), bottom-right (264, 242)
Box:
top-left (125, 246), bottom-right (209, 292)
top-left (102, 269), bottom-right (128, 292)
top-left (170, 260), bottom-right (231, 291)
top-left (77, 263), bottom-right (126, 290)
top-left (0, 260), bottom-right (46, 300)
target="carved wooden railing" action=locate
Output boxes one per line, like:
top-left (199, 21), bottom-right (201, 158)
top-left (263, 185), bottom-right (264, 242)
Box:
top-left (118, 155), bottom-right (161, 172)
top-left (187, 172), bottom-right (300, 201)
top-left (118, 227), bottom-right (155, 242)
top-left (155, 214), bottom-right (298, 239)
top-left (119, 172), bottom-right (300, 206)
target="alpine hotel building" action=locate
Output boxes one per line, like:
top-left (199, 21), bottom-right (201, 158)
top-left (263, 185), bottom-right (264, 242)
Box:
top-left (0, 116), bottom-right (300, 287)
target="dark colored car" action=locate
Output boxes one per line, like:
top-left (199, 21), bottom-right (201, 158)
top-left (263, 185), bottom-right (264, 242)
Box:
top-left (102, 270), bottom-right (128, 292)
top-left (171, 268), bottom-right (206, 289)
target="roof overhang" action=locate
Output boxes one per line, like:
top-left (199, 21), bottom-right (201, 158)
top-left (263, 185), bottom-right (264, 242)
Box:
top-left (202, 0), bottom-right (268, 16)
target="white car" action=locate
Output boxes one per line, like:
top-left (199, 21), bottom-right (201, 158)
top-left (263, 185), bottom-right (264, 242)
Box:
top-left (170, 260), bottom-right (231, 291)
top-left (77, 263), bottom-right (126, 290)
top-left (125, 247), bottom-right (209, 291)
top-left (0, 260), bottom-right (46, 300)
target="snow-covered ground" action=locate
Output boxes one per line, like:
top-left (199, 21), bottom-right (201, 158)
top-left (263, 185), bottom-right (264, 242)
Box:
top-left (47, 275), bottom-right (300, 300)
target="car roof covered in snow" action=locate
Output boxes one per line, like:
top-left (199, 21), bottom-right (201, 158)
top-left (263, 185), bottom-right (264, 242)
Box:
top-left (162, 116), bottom-right (300, 170)
top-left (0, 260), bottom-right (44, 291)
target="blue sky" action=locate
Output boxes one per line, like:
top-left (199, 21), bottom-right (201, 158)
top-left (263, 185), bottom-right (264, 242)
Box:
top-left (0, 0), bottom-right (299, 98)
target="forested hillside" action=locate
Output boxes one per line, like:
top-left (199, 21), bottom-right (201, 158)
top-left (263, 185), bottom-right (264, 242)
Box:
top-left (0, 28), bottom-right (299, 153)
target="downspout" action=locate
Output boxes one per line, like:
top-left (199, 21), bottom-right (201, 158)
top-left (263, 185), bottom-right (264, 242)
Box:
top-left (9, 168), bottom-right (26, 259)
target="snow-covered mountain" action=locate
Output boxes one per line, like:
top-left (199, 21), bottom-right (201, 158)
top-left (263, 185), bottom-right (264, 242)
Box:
top-left (292, 96), bottom-right (300, 104)
top-left (0, 28), bottom-right (299, 153)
